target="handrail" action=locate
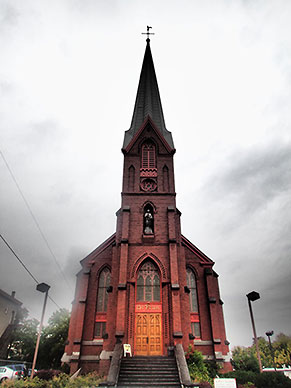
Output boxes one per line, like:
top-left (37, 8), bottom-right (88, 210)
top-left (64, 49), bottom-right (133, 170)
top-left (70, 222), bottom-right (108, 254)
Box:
top-left (175, 343), bottom-right (197, 388)
top-left (99, 343), bottom-right (122, 387)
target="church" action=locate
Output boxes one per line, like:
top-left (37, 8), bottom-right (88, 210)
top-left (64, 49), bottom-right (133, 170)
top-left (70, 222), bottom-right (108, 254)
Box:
top-left (63, 35), bottom-right (232, 378)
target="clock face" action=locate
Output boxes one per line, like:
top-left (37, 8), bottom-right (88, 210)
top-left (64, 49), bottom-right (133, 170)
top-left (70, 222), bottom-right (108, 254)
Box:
top-left (140, 178), bottom-right (157, 192)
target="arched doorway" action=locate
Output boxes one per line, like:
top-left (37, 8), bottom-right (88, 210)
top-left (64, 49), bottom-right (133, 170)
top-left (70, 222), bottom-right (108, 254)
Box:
top-left (134, 259), bottom-right (162, 356)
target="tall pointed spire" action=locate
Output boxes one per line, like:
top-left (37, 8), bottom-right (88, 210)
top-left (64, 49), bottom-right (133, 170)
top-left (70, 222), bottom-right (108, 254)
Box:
top-left (123, 39), bottom-right (174, 150)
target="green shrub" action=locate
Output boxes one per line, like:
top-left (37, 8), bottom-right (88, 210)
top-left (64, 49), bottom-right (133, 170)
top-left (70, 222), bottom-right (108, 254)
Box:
top-left (64, 372), bottom-right (103, 387)
top-left (205, 360), bottom-right (220, 379)
top-left (2, 372), bottom-right (103, 388)
top-left (2, 377), bottom-right (50, 388)
top-left (35, 370), bottom-right (62, 380)
top-left (223, 370), bottom-right (257, 384)
top-left (231, 347), bottom-right (260, 373)
top-left (186, 346), bottom-right (212, 383)
top-left (224, 370), bottom-right (258, 385)
top-left (237, 383), bottom-right (255, 388)
top-left (255, 372), bottom-right (291, 388)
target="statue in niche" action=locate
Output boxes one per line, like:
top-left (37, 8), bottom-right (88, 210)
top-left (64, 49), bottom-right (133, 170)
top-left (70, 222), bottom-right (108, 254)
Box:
top-left (144, 206), bottom-right (154, 235)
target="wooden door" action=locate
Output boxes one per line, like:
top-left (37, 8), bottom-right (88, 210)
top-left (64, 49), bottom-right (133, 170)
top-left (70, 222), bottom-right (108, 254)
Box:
top-left (135, 313), bottom-right (162, 356)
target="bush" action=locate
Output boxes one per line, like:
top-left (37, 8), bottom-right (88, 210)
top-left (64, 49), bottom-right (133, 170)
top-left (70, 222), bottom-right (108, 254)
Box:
top-left (223, 370), bottom-right (257, 385)
top-left (231, 347), bottom-right (260, 373)
top-left (205, 360), bottom-right (220, 379)
top-left (198, 383), bottom-right (212, 388)
top-left (255, 372), bottom-right (291, 388)
top-left (2, 377), bottom-right (50, 388)
top-left (2, 372), bottom-right (103, 388)
top-left (186, 346), bottom-right (212, 383)
top-left (35, 370), bottom-right (62, 380)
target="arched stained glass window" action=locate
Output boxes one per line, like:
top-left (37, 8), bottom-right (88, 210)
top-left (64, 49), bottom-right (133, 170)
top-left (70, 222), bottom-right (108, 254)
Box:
top-left (94, 267), bottom-right (111, 338)
top-left (187, 268), bottom-right (198, 313)
top-left (136, 260), bottom-right (160, 302)
top-left (187, 267), bottom-right (201, 338)
top-left (96, 267), bottom-right (111, 312)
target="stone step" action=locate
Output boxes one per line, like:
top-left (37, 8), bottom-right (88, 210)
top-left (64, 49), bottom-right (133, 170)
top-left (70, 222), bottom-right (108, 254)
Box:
top-left (118, 379), bottom-right (180, 384)
top-left (117, 384), bottom-right (181, 388)
top-left (119, 369), bottom-right (178, 376)
top-left (119, 366), bottom-right (178, 371)
top-left (121, 362), bottom-right (176, 366)
top-left (121, 360), bottom-right (176, 365)
top-left (117, 356), bottom-right (181, 388)
top-left (118, 375), bottom-right (180, 380)
top-left (120, 362), bottom-right (177, 367)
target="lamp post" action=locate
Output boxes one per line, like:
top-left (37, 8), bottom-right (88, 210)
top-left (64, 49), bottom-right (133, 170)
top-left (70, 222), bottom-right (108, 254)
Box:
top-left (266, 330), bottom-right (276, 372)
top-left (31, 283), bottom-right (50, 379)
top-left (246, 291), bottom-right (262, 373)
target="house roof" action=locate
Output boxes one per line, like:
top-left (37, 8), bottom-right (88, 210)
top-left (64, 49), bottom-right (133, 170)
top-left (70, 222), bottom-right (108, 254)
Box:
top-left (123, 38), bottom-right (174, 150)
top-left (0, 289), bottom-right (22, 306)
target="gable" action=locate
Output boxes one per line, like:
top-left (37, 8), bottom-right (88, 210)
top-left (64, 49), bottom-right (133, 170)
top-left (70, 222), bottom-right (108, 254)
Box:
top-left (123, 116), bottom-right (175, 156)
top-left (182, 235), bottom-right (214, 266)
top-left (80, 233), bottom-right (116, 268)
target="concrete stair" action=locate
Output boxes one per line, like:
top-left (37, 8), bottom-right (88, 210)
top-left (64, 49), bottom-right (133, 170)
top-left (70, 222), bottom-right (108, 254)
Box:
top-left (117, 356), bottom-right (181, 388)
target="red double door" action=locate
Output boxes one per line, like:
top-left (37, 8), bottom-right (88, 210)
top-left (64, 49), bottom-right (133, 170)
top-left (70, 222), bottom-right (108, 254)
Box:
top-left (135, 312), bottom-right (162, 356)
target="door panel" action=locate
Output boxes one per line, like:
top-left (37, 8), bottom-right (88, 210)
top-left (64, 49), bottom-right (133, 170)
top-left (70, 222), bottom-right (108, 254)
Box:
top-left (135, 314), bottom-right (148, 355)
top-left (135, 313), bottom-right (162, 356)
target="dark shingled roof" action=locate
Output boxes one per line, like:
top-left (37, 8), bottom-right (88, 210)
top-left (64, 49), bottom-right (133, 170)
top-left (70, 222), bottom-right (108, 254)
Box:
top-left (123, 39), bottom-right (174, 150)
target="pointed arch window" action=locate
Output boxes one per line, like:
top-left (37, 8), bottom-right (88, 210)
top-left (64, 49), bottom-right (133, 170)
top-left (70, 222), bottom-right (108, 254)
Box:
top-left (163, 165), bottom-right (169, 192)
top-left (94, 267), bottom-right (111, 338)
top-left (142, 142), bottom-right (156, 169)
top-left (128, 165), bottom-right (135, 191)
top-left (187, 268), bottom-right (201, 338)
top-left (140, 141), bottom-right (157, 178)
top-left (136, 260), bottom-right (160, 302)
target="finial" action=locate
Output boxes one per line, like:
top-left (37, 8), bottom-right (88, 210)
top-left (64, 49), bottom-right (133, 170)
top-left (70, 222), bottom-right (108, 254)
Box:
top-left (142, 25), bottom-right (155, 43)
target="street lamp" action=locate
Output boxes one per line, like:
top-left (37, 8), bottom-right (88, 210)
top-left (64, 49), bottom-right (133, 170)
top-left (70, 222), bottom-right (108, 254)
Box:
top-left (246, 291), bottom-right (262, 373)
top-left (31, 283), bottom-right (50, 379)
top-left (266, 330), bottom-right (276, 371)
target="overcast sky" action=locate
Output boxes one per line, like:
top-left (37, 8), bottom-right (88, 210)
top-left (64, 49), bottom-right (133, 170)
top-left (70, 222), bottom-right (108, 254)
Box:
top-left (0, 0), bottom-right (290, 349)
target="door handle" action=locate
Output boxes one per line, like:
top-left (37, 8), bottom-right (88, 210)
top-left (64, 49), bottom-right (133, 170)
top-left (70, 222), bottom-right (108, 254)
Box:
top-left (146, 337), bottom-right (149, 344)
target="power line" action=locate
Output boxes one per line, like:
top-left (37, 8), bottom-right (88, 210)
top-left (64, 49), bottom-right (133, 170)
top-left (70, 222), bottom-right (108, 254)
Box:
top-left (0, 233), bottom-right (61, 310)
top-left (0, 234), bottom-right (38, 283)
top-left (0, 149), bottom-right (73, 292)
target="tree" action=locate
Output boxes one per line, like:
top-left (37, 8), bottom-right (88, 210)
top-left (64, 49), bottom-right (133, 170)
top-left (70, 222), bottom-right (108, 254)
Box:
top-left (38, 308), bottom-right (70, 369)
top-left (7, 317), bottom-right (39, 361)
top-left (7, 308), bottom-right (70, 370)
top-left (231, 333), bottom-right (291, 371)
top-left (274, 333), bottom-right (291, 367)
top-left (253, 337), bottom-right (273, 368)
top-left (231, 346), bottom-right (260, 372)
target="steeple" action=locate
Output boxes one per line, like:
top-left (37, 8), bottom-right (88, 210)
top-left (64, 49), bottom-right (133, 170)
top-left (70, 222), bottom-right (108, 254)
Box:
top-left (123, 39), bottom-right (174, 150)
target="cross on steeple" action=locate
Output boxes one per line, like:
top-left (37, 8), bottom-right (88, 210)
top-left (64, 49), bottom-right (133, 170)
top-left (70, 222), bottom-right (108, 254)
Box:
top-left (142, 26), bottom-right (155, 42)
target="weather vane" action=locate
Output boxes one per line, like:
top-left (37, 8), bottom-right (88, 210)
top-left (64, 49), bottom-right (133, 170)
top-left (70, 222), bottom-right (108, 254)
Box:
top-left (142, 26), bottom-right (155, 41)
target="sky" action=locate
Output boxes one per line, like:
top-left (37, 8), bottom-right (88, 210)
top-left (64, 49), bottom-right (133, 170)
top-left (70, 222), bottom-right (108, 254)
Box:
top-left (0, 0), bottom-right (290, 349)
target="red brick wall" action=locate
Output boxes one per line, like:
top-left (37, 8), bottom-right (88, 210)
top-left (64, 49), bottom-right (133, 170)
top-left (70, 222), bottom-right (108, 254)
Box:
top-left (65, 122), bottom-right (231, 374)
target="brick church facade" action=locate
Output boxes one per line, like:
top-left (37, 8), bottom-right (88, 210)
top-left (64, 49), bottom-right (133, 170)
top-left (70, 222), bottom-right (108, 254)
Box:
top-left (63, 38), bottom-right (231, 375)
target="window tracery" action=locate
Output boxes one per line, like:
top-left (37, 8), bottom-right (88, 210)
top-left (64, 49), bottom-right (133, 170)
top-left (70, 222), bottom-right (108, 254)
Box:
top-left (141, 142), bottom-right (156, 170)
top-left (136, 260), bottom-right (160, 302)
top-left (140, 141), bottom-right (157, 191)
top-left (94, 267), bottom-right (111, 338)
top-left (187, 267), bottom-right (201, 338)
